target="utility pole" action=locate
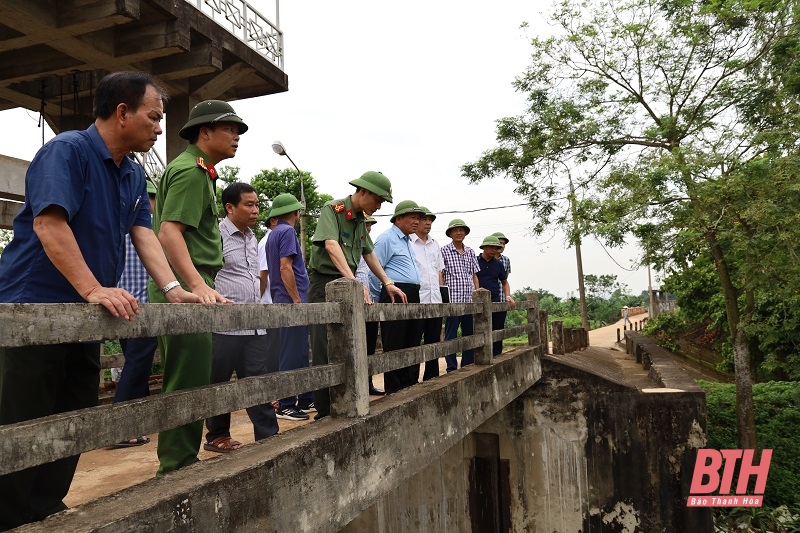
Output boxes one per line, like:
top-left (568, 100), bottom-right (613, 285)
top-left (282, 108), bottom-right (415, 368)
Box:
top-left (568, 177), bottom-right (590, 330)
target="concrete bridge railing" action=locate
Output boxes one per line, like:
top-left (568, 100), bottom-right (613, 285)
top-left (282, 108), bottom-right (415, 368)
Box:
top-left (0, 281), bottom-right (542, 481)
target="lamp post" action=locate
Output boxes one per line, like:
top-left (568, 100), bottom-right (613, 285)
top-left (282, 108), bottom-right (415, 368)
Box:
top-left (271, 141), bottom-right (306, 261)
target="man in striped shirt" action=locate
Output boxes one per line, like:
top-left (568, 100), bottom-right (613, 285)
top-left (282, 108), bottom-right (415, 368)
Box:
top-left (204, 183), bottom-right (278, 453)
top-left (112, 179), bottom-right (159, 447)
top-left (441, 219), bottom-right (480, 372)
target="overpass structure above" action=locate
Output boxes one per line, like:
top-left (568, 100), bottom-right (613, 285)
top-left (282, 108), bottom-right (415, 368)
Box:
top-left (0, 0), bottom-right (287, 133)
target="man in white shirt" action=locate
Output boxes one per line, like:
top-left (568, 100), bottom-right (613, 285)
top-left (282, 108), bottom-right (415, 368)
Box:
top-left (410, 207), bottom-right (445, 381)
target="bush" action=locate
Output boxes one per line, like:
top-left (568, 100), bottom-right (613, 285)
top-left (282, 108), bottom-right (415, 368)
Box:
top-left (699, 381), bottom-right (800, 509)
top-left (642, 311), bottom-right (687, 351)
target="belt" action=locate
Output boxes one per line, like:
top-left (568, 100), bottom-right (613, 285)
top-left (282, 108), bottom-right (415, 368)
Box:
top-left (196, 265), bottom-right (220, 279)
top-left (310, 270), bottom-right (343, 280)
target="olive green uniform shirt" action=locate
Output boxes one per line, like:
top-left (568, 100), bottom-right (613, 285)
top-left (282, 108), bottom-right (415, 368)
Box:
top-left (152, 144), bottom-right (223, 270)
top-left (309, 195), bottom-right (374, 276)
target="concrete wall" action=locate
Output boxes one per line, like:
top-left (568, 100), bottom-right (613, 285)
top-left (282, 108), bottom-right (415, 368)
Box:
top-left (342, 358), bottom-right (712, 533)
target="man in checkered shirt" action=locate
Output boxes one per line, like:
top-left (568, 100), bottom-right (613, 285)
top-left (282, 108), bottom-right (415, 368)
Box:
top-left (441, 219), bottom-right (480, 372)
top-left (111, 179), bottom-right (159, 447)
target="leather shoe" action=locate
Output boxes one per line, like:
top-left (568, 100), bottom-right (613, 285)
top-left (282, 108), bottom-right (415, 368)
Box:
top-left (368, 384), bottom-right (385, 396)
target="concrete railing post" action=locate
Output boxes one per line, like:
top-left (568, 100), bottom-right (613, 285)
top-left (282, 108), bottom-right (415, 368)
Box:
top-left (539, 310), bottom-right (549, 354)
top-left (472, 288), bottom-right (493, 365)
top-left (526, 292), bottom-right (539, 347)
top-left (326, 278), bottom-right (369, 417)
top-left (551, 320), bottom-right (564, 355)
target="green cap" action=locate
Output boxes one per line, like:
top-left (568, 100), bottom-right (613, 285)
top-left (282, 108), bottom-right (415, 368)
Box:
top-left (419, 206), bottom-right (436, 221)
top-left (179, 100), bottom-right (249, 140)
top-left (146, 180), bottom-right (157, 195)
top-left (480, 235), bottom-right (503, 249)
top-left (349, 171), bottom-right (393, 203)
top-left (268, 193), bottom-right (304, 218)
top-left (492, 231), bottom-right (509, 244)
top-left (390, 200), bottom-right (425, 223)
top-left (365, 216), bottom-right (377, 224)
top-left (445, 218), bottom-right (470, 237)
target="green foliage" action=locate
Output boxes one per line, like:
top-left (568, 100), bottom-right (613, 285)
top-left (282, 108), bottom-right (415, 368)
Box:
top-left (463, 0), bottom-right (800, 446)
top-left (215, 166), bottom-right (333, 259)
top-left (509, 280), bottom-right (645, 330)
top-left (0, 229), bottom-right (11, 255)
top-left (700, 380), bottom-right (800, 509)
top-left (104, 339), bottom-right (122, 355)
top-left (714, 505), bottom-right (800, 533)
top-left (642, 311), bottom-right (687, 352)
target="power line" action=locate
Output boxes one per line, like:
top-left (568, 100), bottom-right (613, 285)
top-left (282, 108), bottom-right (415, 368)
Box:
top-left (373, 202), bottom-right (529, 218)
top-left (594, 238), bottom-right (638, 272)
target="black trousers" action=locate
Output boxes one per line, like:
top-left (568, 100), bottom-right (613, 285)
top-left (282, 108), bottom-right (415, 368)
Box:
top-left (205, 333), bottom-right (278, 443)
top-left (380, 283), bottom-right (422, 394)
top-left (309, 272), bottom-right (341, 417)
top-left (493, 310), bottom-right (507, 356)
top-left (420, 317), bottom-right (443, 381)
top-left (114, 336), bottom-right (158, 402)
top-left (0, 343), bottom-right (100, 530)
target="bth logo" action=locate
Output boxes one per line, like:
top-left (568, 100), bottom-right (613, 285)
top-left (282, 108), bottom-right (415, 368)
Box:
top-left (687, 449), bottom-right (772, 507)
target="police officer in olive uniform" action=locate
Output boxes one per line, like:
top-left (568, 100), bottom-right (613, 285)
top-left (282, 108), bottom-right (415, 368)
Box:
top-left (308, 171), bottom-right (407, 419)
top-left (148, 100), bottom-right (246, 475)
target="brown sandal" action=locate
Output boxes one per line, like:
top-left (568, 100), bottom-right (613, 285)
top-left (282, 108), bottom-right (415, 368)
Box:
top-left (203, 436), bottom-right (243, 453)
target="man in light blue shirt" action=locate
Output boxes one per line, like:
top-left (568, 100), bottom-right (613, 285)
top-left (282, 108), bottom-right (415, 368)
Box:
top-left (368, 200), bottom-right (425, 393)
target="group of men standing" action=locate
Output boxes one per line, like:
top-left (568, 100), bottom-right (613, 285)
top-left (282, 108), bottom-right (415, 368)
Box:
top-left (0, 70), bottom-right (514, 530)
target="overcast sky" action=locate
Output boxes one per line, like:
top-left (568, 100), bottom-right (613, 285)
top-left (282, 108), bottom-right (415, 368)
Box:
top-left (0, 0), bottom-right (659, 298)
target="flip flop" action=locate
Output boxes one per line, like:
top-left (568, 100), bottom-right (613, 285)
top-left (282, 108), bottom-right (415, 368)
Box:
top-left (203, 436), bottom-right (244, 453)
top-left (112, 436), bottom-right (150, 448)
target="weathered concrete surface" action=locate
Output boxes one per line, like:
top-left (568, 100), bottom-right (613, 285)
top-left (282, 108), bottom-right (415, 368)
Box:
top-left (341, 352), bottom-right (712, 532)
top-left (18, 347), bottom-right (541, 532)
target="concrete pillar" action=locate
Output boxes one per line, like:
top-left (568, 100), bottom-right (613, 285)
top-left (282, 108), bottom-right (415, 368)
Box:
top-left (473, 289), bottom-right (493, 365)
top-left (552, 321), bottom-right (564, 355)
top-left (164, 94), bottom-right (195, 163)
top-left (526, 292), bottom-right (539, 348)
top-left (325, 278), bottom-right (369, 417)
top-left (539, 310), bottom-right (548, 355)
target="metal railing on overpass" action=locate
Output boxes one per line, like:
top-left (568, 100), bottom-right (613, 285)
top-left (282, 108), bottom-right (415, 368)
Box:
top-left (185, 0), bottom-right (284, 69)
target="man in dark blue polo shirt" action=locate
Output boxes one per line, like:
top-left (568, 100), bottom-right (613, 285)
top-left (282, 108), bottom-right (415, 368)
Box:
top-left (266, 193), bottom-right (314, 420)
top-left (0, 71), bottom-right (201, 530)
top-left (476, 235), bottom-right (515, 356)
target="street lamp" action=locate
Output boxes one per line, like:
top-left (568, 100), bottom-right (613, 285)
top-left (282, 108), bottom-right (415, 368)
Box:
top-left (271, 141), bottom-right (307, 261)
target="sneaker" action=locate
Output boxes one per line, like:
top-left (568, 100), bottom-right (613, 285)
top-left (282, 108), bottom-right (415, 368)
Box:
top-left (297, 400), bottom-right (316, 413)
top-left (276, 406), bottom-right (309, 421)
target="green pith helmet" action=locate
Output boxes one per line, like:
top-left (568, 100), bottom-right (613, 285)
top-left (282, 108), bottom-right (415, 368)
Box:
top-left (348, 171), bottom-right (393, 203)
top-left (419, 206), bottom-right (436, 221)
top-left (179, 100), bottom-right (249, 140)
top-left (365, 216), bottom-right (377, 224)
top-left (267, 193), bottom-right (304, 218)
top-left (492, 231), bottom-right (509, 244)
top-left (480, 235), bottom-right (503, 249)
top-left (390, 200), bottom-right (425, 223)
top-left (146, 180), bottom-right (157, 195)
top-left (445, 218), bottom-right (470, 237)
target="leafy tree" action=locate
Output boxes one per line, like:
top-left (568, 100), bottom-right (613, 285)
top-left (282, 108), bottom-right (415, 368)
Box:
top-left (462, 0), bottom-right (800, 448)
top-left (215, 166), bottom-right (332, 259)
